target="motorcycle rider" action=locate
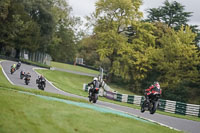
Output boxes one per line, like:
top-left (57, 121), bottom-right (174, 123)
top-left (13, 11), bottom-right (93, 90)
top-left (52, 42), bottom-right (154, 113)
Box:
top-left (11, 64), bottom-right (16, 69)
top-left (16, 61), bottom-right (21, 69)
top-left (145, 81), bottom-right (162, 102)
top-left (20, 69), bottom-right (25, 79)
top-left (88, 77), bottom-right (101, 98)
top-left (24, 72), bottom-right (31, 80)
top-left (38, 75), bottom-right (46, 88)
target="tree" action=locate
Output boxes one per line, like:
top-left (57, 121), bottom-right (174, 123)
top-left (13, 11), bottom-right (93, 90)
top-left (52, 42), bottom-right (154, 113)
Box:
top-left (88, 0), bottom-right (143, 81)
top-left (151, 26), bottom-right (200, 102)
top-left (48, 0), bottom-right (80, 63)
top-left (146, 0), bottom-right (192, 30)
top-left (0, 0), bottom-right (80, 62)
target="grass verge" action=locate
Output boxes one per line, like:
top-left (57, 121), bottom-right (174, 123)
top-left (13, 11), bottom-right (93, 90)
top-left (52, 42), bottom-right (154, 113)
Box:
top-left (20, 58), bottom-right (50, 69)
top-left (50, 61), bottom-right (99, 75)
top-left (0, 88), bottom-right (183, 133)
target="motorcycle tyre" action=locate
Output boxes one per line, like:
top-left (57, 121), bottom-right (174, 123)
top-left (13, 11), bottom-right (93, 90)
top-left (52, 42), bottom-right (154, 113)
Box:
top-left (141, 101), bottom-right (146, 113)
top-left (89, 92), bottom-right (92, 102)
top-left (150, 101), bottom-right (158, 114)
top-left (93, 94), bottom-right (98, 103)
top-left (25, 80), bottom-right (29, 85)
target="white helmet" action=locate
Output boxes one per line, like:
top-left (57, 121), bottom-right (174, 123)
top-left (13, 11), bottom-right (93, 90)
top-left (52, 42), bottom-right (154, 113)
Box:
top-left (93, 77), bottom-right (98, 81)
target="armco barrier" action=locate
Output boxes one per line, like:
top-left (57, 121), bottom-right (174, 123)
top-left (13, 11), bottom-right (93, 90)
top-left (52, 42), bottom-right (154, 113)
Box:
top-left (83, 83), bottom-right (200, 117)
top-left (158, 99), bottom-right (166, 111)
top-left (127, 95), bottom-right (134, 104)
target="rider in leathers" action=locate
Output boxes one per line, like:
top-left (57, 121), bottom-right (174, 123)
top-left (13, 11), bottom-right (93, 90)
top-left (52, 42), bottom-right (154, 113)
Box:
top-left (145, 81), bottom-right (162, 102)
top-left (88, 77), bottom-right (101, 98)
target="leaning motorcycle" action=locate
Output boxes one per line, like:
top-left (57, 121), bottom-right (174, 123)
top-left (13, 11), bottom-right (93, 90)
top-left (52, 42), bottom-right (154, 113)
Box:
top-left (141, 91), bottom-right (160, 114)
top-left (20, 71), bottom-right (25, 79)
top-left (88, 86), bottom-right (99, 103)
top-left (16, 63), bottom-right (21, 70)
top-left (10, 67), bottom-right (15, 74)
top-left (36, 78), bottom-right (46, 90)
top-left (24, 75), bottom-right (31, 85)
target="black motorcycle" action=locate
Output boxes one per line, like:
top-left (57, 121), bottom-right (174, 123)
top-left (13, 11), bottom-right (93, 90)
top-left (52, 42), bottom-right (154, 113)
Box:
top-left (24, 74), bottom-right (31, 85)
top-left (10, 66), bottom-right (15, 74)
top-left (16, 63), bottom-right (21, 70)
top-left (88, 86), bottom-right (99, 103)
top-left (141, 91), bottom-right (160, 114)
top-left (20, 71), bottom-right (25, 79)
top-left (36, 78), bottom-right (46, 90)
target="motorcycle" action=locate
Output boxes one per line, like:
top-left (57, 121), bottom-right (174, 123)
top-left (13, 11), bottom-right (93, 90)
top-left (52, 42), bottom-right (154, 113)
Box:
top-left (36, 78), bottom-right (46, 90)
top-left (88, 86), bottom-right (99, 103)
top-left (20, 71), bottom-right (25, 79)
top-left (24, 74), bottom-right (31, 85)
top-left (16, 63), bottom-right (21, 70)
top-left (10, 67), bottom-right (15, 74)
top-left (141, 91), bottom-right (161, 114)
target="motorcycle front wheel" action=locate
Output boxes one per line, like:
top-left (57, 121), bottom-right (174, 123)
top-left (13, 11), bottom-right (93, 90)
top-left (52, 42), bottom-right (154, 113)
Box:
top-left (93, 94), bottom-right (98, 103)
top-left (89, 92), bottom-right (92, 102)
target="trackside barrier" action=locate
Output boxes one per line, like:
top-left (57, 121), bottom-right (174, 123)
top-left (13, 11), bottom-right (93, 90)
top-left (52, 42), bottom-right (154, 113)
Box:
top-left (83, 83), bottom-right (200, 117)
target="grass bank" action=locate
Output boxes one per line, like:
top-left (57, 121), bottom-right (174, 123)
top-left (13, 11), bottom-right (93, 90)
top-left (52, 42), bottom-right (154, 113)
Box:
top-left (0, 88), bottom-right (182, 133)
top-left (50, 61), bottom-right (99, 75)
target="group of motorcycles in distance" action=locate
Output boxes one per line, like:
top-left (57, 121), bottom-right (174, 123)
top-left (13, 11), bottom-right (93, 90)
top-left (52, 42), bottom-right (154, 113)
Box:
top-left (10, 61), bottom-right (46, 91)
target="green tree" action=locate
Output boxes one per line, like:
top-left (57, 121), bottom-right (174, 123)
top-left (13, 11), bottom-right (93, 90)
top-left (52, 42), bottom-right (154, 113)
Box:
top-left (152, 26), bottom-right (200, 102)
top-left (146, 0), bottom-right (192, 30)
top-left (89, 0), bottom-right (143, 81)
top-left (48, 0), bottom-right (80, 63)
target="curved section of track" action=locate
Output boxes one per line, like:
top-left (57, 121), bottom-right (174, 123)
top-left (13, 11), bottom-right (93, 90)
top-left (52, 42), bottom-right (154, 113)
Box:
top-left (1, 60), bottom-right (199, 133)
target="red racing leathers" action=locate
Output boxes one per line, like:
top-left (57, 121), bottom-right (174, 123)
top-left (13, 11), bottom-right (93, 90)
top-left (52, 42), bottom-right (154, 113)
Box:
top-left (145, 83), bottom-right (162, 96)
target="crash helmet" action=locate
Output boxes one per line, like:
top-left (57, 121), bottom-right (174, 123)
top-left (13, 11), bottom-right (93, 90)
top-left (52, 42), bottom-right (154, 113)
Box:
top-left (154, 81), bottom-right (159, 85)
top-left (93, 77), bottom-right (98, 81)
top-left (154, 81), bottom-right (160, 89)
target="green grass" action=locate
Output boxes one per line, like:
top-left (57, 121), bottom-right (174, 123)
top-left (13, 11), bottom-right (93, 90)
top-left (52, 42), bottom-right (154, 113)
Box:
top-left (109, 83), bottom-right (136, 95)
top-left (0, 88), bottom-right (182, 133)
top-left (36, 69), bottom-right (200, 122)
top-left (20, 58), bottom-right (50, 69)
top-left (50, 61), bottom-right (99, 75)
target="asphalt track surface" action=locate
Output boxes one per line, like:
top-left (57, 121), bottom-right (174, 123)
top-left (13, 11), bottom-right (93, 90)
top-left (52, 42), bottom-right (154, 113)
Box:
top-left (1, 60), bottom-right (200, 133)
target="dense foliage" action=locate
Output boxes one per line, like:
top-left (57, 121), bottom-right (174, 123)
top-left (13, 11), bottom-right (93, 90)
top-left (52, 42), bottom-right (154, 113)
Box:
top-left (0, 0), bottom-right (80, 62)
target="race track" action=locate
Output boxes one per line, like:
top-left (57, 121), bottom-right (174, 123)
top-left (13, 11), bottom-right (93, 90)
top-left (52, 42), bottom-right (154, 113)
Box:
top-left (1, 60), bottom-right (199, 133)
